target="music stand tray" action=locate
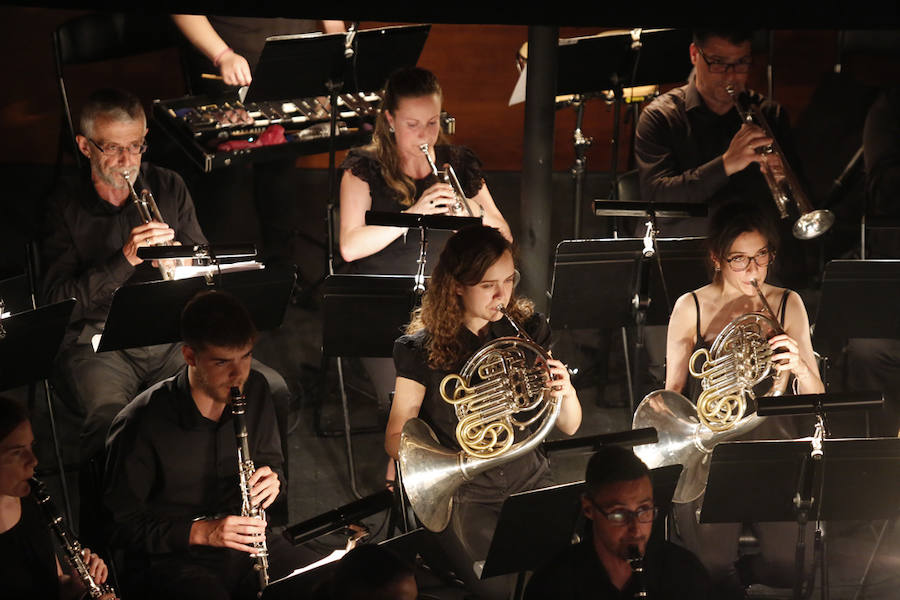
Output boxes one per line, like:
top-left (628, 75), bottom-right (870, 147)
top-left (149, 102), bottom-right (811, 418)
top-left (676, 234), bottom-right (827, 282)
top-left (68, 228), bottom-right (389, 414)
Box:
top-left (0, 299), bottom-right (75, 390)
top-left (97, 265), bottom-right (294, 352)
top-left (479, 464), bottom-right (681, 579)
top-left (549, 237), bottom-right (708, 330)
top-left (702, 438), bottom-right (900, 523)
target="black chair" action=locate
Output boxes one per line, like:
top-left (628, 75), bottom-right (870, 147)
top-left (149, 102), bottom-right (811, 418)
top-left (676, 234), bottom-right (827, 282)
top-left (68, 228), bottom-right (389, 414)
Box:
top-left (52, 11), bottom-right (189, 169)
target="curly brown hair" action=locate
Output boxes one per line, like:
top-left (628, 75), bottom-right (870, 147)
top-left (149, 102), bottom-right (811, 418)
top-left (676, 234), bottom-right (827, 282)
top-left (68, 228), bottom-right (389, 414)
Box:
top-left (407, 226), bottom-right (533, 370)
top-left (365, 67), bottom-right (448, 207)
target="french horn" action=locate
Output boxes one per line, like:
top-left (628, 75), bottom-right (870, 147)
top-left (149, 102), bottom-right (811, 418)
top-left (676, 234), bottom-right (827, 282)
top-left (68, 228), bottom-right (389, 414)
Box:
top-left (399, 305), bottom-right (559, 532)
top-left (633, 279), bottom-right (788, 502)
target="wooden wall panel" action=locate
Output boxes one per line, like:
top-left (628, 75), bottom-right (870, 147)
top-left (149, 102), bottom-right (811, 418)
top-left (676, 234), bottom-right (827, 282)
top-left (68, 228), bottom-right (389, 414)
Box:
top-left (1, 8), bottom-right (899, 174)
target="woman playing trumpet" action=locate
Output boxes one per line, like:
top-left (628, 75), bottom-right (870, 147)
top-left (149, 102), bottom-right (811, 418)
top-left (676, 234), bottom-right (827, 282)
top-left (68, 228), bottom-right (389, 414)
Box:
top-left (339, 66), bottom-right (511, 274)
top-left (664, 202), bottom-right (823, 598)
top-left (386, 225), bottom-right (581, 599)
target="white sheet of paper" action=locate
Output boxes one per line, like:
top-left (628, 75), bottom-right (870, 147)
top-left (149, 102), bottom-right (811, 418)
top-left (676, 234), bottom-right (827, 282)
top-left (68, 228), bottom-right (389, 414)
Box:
top-left (508, 65), bottom-right (527, 106)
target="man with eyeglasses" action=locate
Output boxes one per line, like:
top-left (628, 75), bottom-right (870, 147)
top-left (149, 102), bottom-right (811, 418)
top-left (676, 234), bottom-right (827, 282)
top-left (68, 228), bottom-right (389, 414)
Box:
top-left (524, 446), bottom-right (710, 599)
top-left (635, 29), bottom-right (799, 239)
top-left (40, 87), bottom-right (207, 465)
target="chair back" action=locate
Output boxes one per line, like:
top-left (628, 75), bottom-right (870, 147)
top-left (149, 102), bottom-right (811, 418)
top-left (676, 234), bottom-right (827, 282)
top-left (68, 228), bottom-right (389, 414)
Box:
top-left (51, 12), bottom-right (185, 167)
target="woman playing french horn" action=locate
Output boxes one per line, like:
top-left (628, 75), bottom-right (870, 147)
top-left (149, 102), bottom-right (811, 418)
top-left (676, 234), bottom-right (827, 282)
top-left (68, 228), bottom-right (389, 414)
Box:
top-left (663, 202), bottom-right (823, 599)
top-left (385, 225), bottom-right (581, 599)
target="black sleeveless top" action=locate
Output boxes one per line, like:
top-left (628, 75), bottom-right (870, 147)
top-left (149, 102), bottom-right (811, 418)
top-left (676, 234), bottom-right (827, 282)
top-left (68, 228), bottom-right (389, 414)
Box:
top-left (687, 289), bottom-right (789, 402)
top-left (340, 144), bottom-right (485, 275)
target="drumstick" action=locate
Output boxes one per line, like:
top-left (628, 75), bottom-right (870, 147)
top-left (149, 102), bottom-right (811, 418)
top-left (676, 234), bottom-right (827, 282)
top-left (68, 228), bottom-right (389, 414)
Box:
top-left (201, 73), bottom-right (224, 80)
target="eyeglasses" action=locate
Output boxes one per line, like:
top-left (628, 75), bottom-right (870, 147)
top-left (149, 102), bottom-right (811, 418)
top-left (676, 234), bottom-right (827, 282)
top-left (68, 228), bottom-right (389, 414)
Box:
top-left (589, 499), bottom-right (658, 526)
top-left (696, 47), bottom-right (752, 74)
top-left (724, 248), bottom-right (775, 272)
top-left (89, 138), bottom-right (148, 156)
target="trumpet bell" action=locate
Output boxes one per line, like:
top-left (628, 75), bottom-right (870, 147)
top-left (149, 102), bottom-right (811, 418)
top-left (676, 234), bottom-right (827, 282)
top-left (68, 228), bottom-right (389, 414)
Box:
top-left (793, 208), bottom-right (836, 240)
top-left (399, 418), bottom-right (469, 532)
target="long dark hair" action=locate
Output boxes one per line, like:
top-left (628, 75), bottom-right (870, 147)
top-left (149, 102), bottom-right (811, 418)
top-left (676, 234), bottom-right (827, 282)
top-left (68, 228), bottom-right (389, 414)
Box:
top-left (365, 67), bottom-right (447, 207)
top-left (407, 226), bottom-right (533, 369)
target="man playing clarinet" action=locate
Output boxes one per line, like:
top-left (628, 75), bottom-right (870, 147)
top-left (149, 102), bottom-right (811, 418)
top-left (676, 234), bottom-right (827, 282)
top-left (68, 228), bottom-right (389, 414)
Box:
top-left (103, 290), bottom-right (314, 600)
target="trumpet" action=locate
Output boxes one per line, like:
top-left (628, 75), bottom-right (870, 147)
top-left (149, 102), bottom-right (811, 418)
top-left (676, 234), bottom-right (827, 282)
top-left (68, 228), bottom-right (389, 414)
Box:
top-left (726, 85), bottom-right (834, 240)
top-left (419, 143), bottom-right (476, 217)
top-left (123, 171), bottom-right (176, 280)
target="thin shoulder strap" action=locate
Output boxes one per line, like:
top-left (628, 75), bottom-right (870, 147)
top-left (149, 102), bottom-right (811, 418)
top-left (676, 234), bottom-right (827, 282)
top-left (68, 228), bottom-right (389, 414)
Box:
top-left (691, 292), bottom-right (702, 342)
top-left (778, 290), bottom-right (790, 327)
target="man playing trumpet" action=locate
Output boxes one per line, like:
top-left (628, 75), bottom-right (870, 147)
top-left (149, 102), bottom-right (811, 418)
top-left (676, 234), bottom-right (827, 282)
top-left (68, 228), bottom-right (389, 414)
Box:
top-left (41, 88), bottom-right (207, 464)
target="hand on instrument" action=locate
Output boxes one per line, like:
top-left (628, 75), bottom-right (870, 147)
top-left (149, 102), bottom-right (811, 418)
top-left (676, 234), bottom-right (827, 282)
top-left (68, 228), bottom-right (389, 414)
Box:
top-left (722, 123), bottom-right (773, 175)
top-left (80, 547), bottom-right (109, 584)
top-left (248, 465), bottom-right (280, 509)
top-left (218, 50), bottom-right (252, 87)
top-left (769, 333), bottom-right (813, 380)
top-left (406, 182), bottom-right (455, 215)
top-left (191, 515), bottom-right (267, 554)
top-left (545, 358), bottom-right (574, 402)
top-left (122, 222), bottom-right (175, 266)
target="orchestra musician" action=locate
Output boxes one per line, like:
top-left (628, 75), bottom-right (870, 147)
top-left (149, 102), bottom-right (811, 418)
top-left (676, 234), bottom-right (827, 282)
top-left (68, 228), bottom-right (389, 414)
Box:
top-left (634, 29), bottom-right (797, 238)
top-left (41, 87), bottom-right (207, 463)
top-left (525, 446), bottom-right (711, 600)
top-left (103, 290), bottom-right (316, 600)
top-left (664, 202), bottom-right (823, 597)
top-left (0, 396), bottom-right (116, 599)
top-left (340, 66), bottom-right (512, 420)
top-left (385, 225), bottom-right (581, 599)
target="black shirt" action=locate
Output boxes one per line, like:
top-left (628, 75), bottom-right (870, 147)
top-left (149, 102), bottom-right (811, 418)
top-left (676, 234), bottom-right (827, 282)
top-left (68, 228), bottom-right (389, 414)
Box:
top-left (0, 497), bottom-right (59, 598)
top-left (393, 312), bottom-right (553, 502)
top-left (524, 538), bottom-right (711, 600)
top-left (634, 80), bottom-right (794, 236)
top-left (340, 144), bottom-right (485, 275)
top-left (104, 367), bottom-right (284, 559)
top-left (41, 162), bottom-right (207, 345)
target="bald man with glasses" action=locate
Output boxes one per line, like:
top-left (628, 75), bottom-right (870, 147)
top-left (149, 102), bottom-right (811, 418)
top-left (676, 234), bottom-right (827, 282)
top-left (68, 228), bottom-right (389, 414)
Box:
top-left (634, 29), bottom-right (801, 239)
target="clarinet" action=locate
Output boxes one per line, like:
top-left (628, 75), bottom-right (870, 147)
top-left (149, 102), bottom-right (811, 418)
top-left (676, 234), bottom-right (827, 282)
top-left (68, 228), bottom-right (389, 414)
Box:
top-left (29, 477), bottom-right (117, 599)
top-left (230, 386), bottom-right (270, 594)
top-left (627, 545), bottom-right (648, 599)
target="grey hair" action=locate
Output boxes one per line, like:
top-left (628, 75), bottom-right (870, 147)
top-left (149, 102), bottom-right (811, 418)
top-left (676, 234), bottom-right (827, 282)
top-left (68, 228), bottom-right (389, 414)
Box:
top-left (79, 88), bottom-right (146, 139)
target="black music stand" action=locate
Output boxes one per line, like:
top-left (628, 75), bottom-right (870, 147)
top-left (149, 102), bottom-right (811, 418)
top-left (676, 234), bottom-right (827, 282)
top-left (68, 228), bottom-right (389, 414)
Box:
top-left (263, 529), bottom-right (428, 600)
top-left (478, 464), bottom-right (681, 600)
top-left (0, 298), bottom-right (76, 521)
top-left (549, 237), bottom-right (707, 411)
top-left (554, 29), bottom-right (692, 236)
top-left (249, 25), bottom-right (431, 288)
top-left (813, 260), bottom-right (900, 358)
top-left (97, 265), bottom-right (294, 352)
top-left (319, 274), bottom-right (420, 498)
top-left (812, 260), bottom-right (900, 435)
top-left (702, 438), bottom-right (900, 600)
